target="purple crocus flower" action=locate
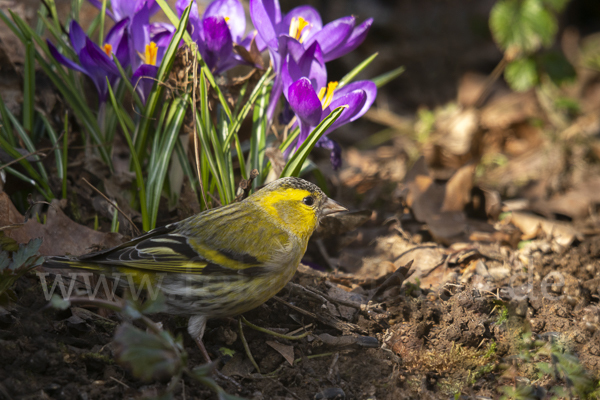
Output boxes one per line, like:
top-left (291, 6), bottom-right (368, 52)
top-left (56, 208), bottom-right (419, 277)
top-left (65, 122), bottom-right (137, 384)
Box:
top-left (176, 0), bottom-right (255, 74)
top-left (47, 20), bottom-right (120, 102)
top-left (87, 0), bottom-right (161, 22)
top-left (88, 0), bottom-right (174, 71)
top-left (285, 77), bottom-right (377, 169)
top-left (128, 16), bottom-right (174, 103)
top-left (99, 0), bottom-right (175, 103)
top-left (129, 22), bottom-right (176, 103)
top-left (250, 0), bottom-right (373, 123)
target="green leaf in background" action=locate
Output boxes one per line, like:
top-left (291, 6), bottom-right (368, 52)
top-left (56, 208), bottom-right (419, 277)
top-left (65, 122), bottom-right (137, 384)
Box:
top-left (10, 237), bottom-right (43, 271)
top-left (505, 57), bottom-right (539, 91)
top-left (538, 50), bottom-right (576, 86)
top-left (490, 0), bottom-right (557, 54)
top-left (541, 0), bottom-right (570, 12)
top-left (0, 237), bottom-right (44, 306)
top-left (114, 323), bottom-right (185, 382)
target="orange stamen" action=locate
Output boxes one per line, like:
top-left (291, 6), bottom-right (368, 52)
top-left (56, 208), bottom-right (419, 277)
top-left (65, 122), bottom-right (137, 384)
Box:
top-left (145, 42), bottom-right (158, 66)
top-left (103, 43), bottom-right (113, 57)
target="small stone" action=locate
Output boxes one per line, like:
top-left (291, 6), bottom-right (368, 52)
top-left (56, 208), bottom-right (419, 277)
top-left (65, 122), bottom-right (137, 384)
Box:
top-left (314, 388), bottom-right (345, 400)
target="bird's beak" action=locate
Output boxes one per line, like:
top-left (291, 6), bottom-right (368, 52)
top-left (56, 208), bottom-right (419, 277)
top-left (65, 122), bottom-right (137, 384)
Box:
top-left (321, 198), bottom-right (348, 217)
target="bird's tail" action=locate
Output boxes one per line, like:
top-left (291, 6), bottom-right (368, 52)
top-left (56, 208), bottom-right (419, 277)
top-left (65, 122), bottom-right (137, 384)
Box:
top-left (43, 255), bottom-right (105, 273)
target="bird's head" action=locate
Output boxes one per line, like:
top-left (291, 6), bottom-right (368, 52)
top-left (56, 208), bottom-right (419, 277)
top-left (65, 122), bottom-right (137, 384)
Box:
top-left (248, 177), bottom-right (347, 240)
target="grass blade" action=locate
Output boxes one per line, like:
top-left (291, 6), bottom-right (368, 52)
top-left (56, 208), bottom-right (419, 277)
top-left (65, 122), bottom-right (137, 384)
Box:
top-left (7, 9), bottom-right (112, 168)
top-left (23, 40), bottom-right (35, 131)
top-left (226, 66), bottom-right (272, 147)
top-left (147, 94), bottom-right (189, 228)
top-left (62, 111), bottom-right (69, 199)
top-left (4, 166), bottom-right (52, 201)
top-left (372, 66), bottom-right (405, 88)
top-left (107, 80), bottom-right (149, 232)
top-left (133, 3), bottom-right (190, 165)
top-left (0, 93), bottom-right (15, 146)
top-left (280, 106), bottom-right (346, 178)
top-left (113, 56), bottom-right (144, 110)
top-left (249, 84), bottom-right (269, 188)
top-left (338, 52), bottom-right (378, 89)
top-left (39, 114), bottom-right (63, 180)
top-left (6, 112), bottom-right (52, 193)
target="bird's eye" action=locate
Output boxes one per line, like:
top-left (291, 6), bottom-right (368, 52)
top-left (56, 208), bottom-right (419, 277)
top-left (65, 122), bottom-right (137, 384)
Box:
top-left (302, 196), bottom-right (315, 206)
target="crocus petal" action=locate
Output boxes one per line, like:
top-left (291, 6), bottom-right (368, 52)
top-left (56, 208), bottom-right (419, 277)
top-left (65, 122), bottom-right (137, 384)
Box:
top-left (282, 40), bottom-right (326, 94)
top-left (111, 0), bottom-right (136, 20)
top-left (82, 38), bottom-right (119, 75)
top-left (150, 22), bottom-right (175, 41)
top-left (287, 77), bottom-right (323, 128)
top-left (111, 0), bottom-right (141, 20)
top-left (332, 80), bottom-right (377, 121)
top-left (250, 0), bottom-right (281, 50)
top-left (324, 89), bottom-right (367, 133)
top-left (201, 16), bottom-right (233, 71)
top-left (177, 0), bottom-right (201, 30)
top-left (105, 17), bottom-right (130, 67)
top-left (78, 49), bottom-right (110, 100)
top-left (322, 18), bottom-right (373, 62)
top-left (305, 16), bottom-right (354, 59)
top-left (144, 0), bottom-right (161, 17)
top-left (282, 5), bottom-right (322, 41)
top-left (47, 39), bottom-right (88, 75)
top-left (87, 0), bottom-right (117, 20)
top-left (131, 64), bottom-right (158, 104)
top-left (296, 41), bottom-right (326, 90)
top-left (204, 0), bottom-right (245, 43)
top-left (129, 4), bottom-right (151, 70)
top-left (69, 20), bottom-right (88, 53)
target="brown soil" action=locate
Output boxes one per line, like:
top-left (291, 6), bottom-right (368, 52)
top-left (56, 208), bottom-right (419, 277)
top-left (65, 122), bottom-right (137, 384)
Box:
top-left (2, 234), bottom-right (599, 399)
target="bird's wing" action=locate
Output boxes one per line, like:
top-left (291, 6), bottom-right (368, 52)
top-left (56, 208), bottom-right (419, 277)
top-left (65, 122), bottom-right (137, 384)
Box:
top-left (58, 221), bottom-right (270, 277)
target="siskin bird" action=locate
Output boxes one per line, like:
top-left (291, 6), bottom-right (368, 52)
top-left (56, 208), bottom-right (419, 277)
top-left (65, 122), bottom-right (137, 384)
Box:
top-left (44, 177), bottom-right (347, 357)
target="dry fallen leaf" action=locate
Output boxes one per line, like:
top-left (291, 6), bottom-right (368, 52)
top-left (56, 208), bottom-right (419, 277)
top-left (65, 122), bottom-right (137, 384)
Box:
top-left (266, 340), bottom-right (295, 366)
top-left (508, 211), bottom-right (582, 248)
top-left (1, 195), bottom-right (123, 256)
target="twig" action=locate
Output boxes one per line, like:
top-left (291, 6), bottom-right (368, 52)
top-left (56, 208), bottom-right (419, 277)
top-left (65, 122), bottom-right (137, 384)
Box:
top-left (370, 260), bottom-right (414, 301)
top-left (241, 315), bottom-right (310, 340)
top-left (235, 169), bottom-right (260, 202)
top-left (238, 318), bottom-right (261, 374)
top-left (327, 352), bottom-right (339, 382)
top-left (109, 376), bottom-right (131, 389)
top-left (0, 145), bottom-right (56, 171)
top-left (287, 282), bottom-right (364, 310)
top-left (81, 177), bottom-right (141, 236)
top-left (474, 54), bottom-right (509, 108)
top-left (273, 296), bottom-right (366, 334)
top-left (288, 323), bottom-right (313, 336)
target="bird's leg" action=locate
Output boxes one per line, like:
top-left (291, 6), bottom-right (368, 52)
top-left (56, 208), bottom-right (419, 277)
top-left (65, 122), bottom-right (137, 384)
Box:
top-left (187, 315), bottom-right (241, 387)
top-left (187, 315), bottom-right (211, 362)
